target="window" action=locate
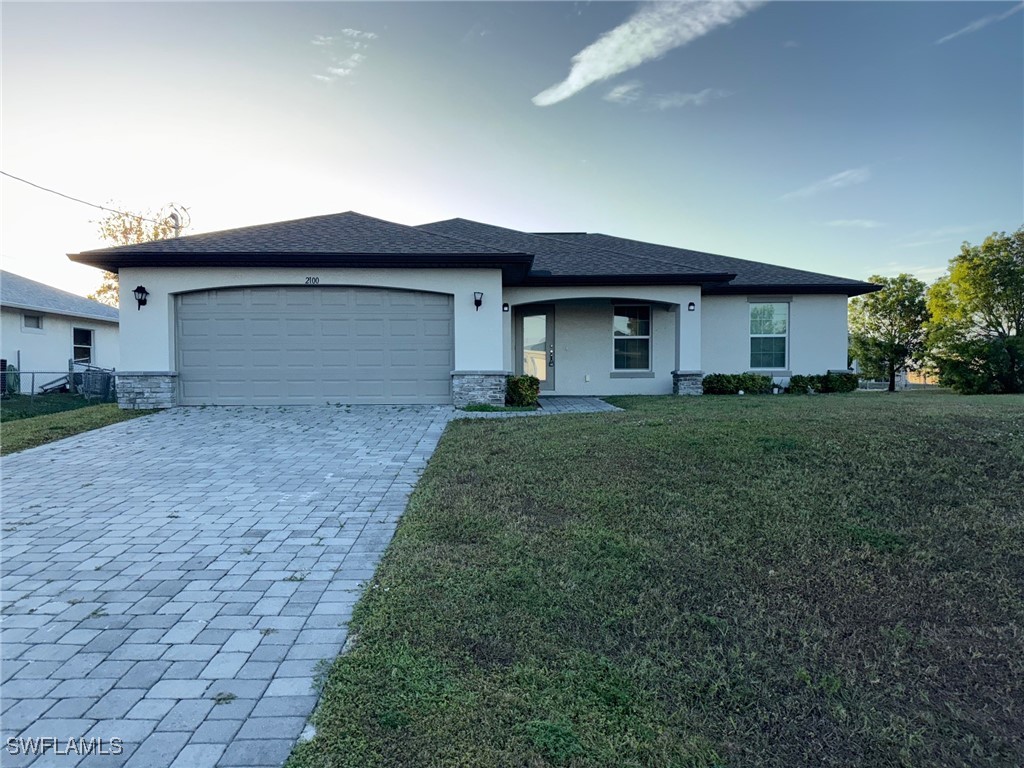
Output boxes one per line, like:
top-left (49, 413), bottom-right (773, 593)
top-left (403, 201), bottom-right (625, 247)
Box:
top-left (73, 328), bottom-right (94, 364)
top-left (23, 314), bottom-right (42, 329)
top-left (613, 305), bottom-right (651, 370)
top-left (749, 302), bottom-right (788, 369)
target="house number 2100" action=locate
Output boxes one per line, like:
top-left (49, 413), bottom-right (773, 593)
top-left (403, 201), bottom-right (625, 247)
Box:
top-left (305, 277), bottom-right (320, 285)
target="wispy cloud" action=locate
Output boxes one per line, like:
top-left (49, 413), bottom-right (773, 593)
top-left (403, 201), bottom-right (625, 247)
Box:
top-left (604, 81), bottom-right (644, 104)
top-left (604, 81), bottom-right (731, 110)
top-left (312, 29), bottom-right (377, 83)
top-left (897, 225), bottom-right (976, 249)
top-left (648, 87), bottom-right (730, 110)
top-left (781, 168), bottom-right (871, 200)
top-left (533, 0), bottom-right (765, 107)
top-left (866, 262), bottom-right (948, 282)
top-left (825, 219), bottom-right (884, 229)
top-left (783, 40), bottom-right (799, 49)
top-left (935, 2), bottom-right (1023, 45)
top-left (340, 28), bottom-right (378, 41)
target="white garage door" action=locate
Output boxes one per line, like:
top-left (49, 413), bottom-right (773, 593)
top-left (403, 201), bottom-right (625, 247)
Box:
top-left (176, 286), bottom-right (453, 405)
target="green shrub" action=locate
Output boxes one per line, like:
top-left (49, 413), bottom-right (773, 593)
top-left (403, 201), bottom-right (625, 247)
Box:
top-left (702, 373), bottom-right (773, 395)
top-left (786, 374), bottom-right (816, 394)
top-left (505, 375), bottom-right (540, 406)
top-left (822, 371), bottom-right (859, 393)
top-left (786, 372), bottom-right (859, 394)
top-left (701, 373), bottom-right (737, 395)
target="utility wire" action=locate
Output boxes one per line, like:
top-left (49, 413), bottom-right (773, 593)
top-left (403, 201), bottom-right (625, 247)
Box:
top-left (0, 170), bottom-right (164, 224)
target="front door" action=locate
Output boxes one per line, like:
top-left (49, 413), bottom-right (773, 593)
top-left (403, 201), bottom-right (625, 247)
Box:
top-left (518, 306), bottom-right (555, 391)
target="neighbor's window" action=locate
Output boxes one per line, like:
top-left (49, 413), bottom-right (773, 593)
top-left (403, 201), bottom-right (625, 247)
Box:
top-left (613, 305), bottom-right (651, 370)
top-left (23, 314), bottom-right (42, 329)
top-left (749, 302), bottom-right (788, 369)
top-left (73, 328), bottom-right (94, 364)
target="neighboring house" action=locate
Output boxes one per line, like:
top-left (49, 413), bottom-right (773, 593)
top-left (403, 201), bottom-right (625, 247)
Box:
top-left (67, 212), bottom-right (877, 408)
top-left (0, 270), bottom-right (119, 393)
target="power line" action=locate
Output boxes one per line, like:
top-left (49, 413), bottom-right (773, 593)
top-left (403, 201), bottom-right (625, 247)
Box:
top-left (0, 170), bottom-right (164, 224)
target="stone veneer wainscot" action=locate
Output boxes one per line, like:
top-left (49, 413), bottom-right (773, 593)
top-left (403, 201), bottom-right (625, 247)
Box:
top-left (116, 372), bottom-right (177, 409)
top-left (672, 370), bottom-right (704, 396)
top-left (451, 371), bottom-right (509, 407)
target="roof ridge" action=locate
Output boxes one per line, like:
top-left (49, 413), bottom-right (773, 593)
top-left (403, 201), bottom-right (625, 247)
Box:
top-left (533, 231), bottom-right (712, 275)
top-left (416, 218), bottom-right (525, 253)
top-left (561, 232), bottom-right (870, 285)
top-left (412, 218), bottom-right (527, 255)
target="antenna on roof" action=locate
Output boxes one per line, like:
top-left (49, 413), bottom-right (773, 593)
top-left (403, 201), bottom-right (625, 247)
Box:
top-left (166, 205), bottom-right (191, 238)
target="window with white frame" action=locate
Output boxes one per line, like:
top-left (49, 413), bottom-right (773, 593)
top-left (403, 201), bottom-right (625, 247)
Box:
top-left (749, 302), bottom-right (788, 369)
top-left (73, 328), bottom-right (94, 364)
top-left (23, 314), bottom-right (42, 330)
top-left (613, 305), bottom-right (651, 370)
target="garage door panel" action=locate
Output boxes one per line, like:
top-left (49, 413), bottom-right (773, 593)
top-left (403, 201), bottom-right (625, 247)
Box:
top-left (177, 286), bottom-right (453, 405)
top-left (389, 350), bottom-right (419, 368)
top-left (390, 379), bottom-right (420, 396)
top-left (248, 319), bottom-right (282, 337)
top-left (321, 319), bottom-right (351, 337)
top-left (320, 291), bottom-right (352, 306)
top-left (421, 348), bottom-right (453, 366)
top-left (422, 319), bottom-right (453, 337)
top-left (355, 290), bottom-right (386, 306)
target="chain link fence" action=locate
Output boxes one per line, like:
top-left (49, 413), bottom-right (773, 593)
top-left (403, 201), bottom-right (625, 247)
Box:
top-left (1, 360), bottom-right (116, 403)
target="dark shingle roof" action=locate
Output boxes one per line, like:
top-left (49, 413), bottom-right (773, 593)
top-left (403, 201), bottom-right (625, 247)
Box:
top-left (67, 210), bottom-right (877, 295)
top-left (77, 211), bottom-right (515, 256)
top-left (1, 270), bottom-right (118, 322)
top-left (545, 233), bottom-right (875, 295)
top-left (69, 212), bottom-right (535, 280)
top-left (420, 219), bottom-right (875, 295)
top-left (417, 219), bottom-right (735, 284)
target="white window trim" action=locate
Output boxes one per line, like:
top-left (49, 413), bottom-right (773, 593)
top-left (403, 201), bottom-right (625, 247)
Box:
top-left (612, 304), bottom-right (653, 372)
top-left (749, 302), bottom-right (789, 371)
top-left (72, 327), bottom-right (94, 364)
top-left (22, 313), bottom-right (44, 333)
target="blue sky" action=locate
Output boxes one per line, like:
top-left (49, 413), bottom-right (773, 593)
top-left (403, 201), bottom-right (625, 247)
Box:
top-left (2, 1), bottom-right (1021, 296)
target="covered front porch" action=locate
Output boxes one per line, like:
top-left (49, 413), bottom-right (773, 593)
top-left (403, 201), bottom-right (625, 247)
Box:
top-left (501, 286), bottom-right (704, 397)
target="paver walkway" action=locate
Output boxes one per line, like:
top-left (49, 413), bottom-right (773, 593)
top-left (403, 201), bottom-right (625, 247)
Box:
top-left (0, 398), bottom-right (616, 767)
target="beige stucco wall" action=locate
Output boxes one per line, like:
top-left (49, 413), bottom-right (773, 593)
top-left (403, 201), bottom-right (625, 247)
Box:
top-left (113, 267), bottom-right (852, 400)
top-left (117, 267), bottom-right (506, 374)
top-left (1, 307), bottom-right (119, 392)
top-left (503, 284), bottom-right (704, 382)
top-left (700, 294), bottom-right (850, 377)
top-left (511, 299), bottom-right (681, 395)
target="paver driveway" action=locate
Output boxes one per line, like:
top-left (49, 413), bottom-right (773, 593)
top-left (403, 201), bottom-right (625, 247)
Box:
top-left (0, 398), bottom-right (617, 767)
top-left (0, 405), bottom-right (455, 768)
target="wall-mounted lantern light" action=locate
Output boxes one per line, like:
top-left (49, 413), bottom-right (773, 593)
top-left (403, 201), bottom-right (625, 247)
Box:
top-left (502, 302), bottom-right (510, 312)
top-left (687, 301), bottom-right (696, 312)
top-left (474, 292), bottom-right (484, 311)
top-left (133, 286), bottom-right (150, 311)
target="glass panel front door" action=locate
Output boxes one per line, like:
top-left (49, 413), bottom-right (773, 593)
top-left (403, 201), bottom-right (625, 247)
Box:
top-left (519, 307), bottom-right (554, 390)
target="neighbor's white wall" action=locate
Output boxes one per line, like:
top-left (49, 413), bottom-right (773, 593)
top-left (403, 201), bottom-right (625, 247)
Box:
top-left (117, 267), bottom-right (506, 374)
top-left (701, 294), bottom-right (849, 377)
top-left (0, 307), bottom-right (119, 392)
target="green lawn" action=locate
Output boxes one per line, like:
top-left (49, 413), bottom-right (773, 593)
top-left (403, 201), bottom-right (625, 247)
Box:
top-left (289, 392), bottom-right (1024, 768)
top-left (0, 403), bottom-right (153, 455)
top-left (0, 393), bottom-right (100, 422)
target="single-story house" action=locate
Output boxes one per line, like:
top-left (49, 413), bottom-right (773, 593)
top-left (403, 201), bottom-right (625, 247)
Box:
top-left (67, 212), bottom-right (877, 408)
top-left (0, 270), bottom-right (119, 393)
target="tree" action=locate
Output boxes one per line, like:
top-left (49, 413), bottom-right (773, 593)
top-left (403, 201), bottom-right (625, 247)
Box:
top-left (87, 204), bottom-right (188, 307)
top-left (926, 227), bottom-right (1024, 394)
top-left (849, 273), bottom-right (929, 392)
